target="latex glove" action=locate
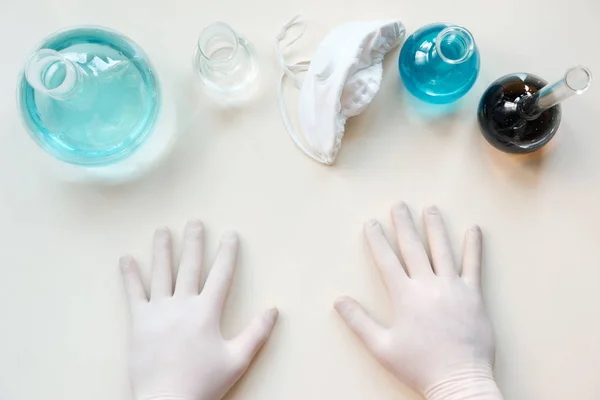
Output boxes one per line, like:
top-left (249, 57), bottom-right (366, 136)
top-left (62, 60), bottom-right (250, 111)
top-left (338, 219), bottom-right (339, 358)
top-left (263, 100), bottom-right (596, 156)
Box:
top-left (120, 220), bottom-right (278, 400)
top-left (335, 203), bottom-right (503, 400)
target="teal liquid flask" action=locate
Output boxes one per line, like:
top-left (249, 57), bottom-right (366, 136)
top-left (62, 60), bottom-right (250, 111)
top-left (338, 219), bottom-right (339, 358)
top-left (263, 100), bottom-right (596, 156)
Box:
top-left (17, 27), bottom-right (175, 183)
top-left (399, 23), bottom-right (480, 104)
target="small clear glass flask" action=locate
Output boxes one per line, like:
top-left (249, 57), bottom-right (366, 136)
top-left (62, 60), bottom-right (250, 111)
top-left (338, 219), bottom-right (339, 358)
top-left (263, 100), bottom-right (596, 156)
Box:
top-left (193, 22), bottom-right (259, 103)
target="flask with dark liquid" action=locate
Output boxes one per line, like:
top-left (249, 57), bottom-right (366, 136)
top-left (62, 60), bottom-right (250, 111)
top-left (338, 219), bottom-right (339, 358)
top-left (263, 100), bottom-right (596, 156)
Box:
top-left (478, 66), bottom-right (592, 153)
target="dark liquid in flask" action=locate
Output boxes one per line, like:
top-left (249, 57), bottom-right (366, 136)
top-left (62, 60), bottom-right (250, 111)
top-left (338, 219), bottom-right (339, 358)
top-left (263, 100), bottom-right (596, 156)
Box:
top-left (478, 74), bottom-right (561, 154)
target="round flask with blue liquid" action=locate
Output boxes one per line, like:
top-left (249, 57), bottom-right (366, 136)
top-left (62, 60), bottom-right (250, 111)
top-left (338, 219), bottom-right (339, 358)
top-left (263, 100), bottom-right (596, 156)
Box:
top-left (18, 26), bottom-right (174, 182)
top-left (399, 23), bottom-right (480, 104)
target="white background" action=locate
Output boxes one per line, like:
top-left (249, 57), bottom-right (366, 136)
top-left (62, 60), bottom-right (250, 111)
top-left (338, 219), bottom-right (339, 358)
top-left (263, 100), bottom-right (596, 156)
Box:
top-left (1, 0), bottom-right (599, 399)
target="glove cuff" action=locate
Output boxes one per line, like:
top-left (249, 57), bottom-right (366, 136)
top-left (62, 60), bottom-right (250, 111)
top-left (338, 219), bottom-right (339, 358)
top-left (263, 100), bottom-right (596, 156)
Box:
top-left (137, 395), bottom-right (198, 400)
top-left (424, 365), bottom-right (503, 400)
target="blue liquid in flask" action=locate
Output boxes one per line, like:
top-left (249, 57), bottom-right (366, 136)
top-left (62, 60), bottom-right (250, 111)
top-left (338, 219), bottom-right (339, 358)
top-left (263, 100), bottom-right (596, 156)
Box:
top-left (18, 27), bottom-right (160, 166)
top-left (399, 23), bottom-right (480, 104)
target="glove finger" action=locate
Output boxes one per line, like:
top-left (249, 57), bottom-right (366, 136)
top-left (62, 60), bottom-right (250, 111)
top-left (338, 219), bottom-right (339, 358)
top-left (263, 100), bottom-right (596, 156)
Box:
top-left (364, 219), bottom-right (408, 296)
top-left (231, 308), bottom-right (279, 367)
top-left (461, 225), bottom-right (483, 288)
top-left (335, 296), bottom-right (386, 357)
top-left (151, 227), bottom-right (174, 299)
top-left (175, 219), bottom-right (205, 296)
top-left (202, 232), bottom-right (239, 311)
top-left (423, 206), bottom-right (457, 277)
top-left (391, 202), bottom-right (434, 278)
top-left (119, 255), bottom-right (148, 310)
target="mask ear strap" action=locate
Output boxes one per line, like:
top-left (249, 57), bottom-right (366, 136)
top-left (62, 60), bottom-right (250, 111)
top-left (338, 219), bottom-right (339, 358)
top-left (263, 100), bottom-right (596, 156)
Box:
top-left (275, 15), bottom-right (309, 88)
top-left (275, 15), bottom-right (328, 165)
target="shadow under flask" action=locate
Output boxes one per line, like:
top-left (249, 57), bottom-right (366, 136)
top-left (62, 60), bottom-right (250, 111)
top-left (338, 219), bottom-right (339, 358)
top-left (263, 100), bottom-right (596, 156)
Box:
top-left (478, 66), bottom-right (592, 153)
top-left (399, 23), bottom-right (480, 104)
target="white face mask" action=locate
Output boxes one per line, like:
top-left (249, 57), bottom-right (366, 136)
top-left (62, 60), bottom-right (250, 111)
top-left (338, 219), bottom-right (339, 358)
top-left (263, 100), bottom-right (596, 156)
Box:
top-left (276, 16), bottom-right (405, 165)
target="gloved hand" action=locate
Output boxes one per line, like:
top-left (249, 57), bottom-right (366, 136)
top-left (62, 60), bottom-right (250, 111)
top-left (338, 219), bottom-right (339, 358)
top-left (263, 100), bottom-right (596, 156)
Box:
top-left (120, 220), bottom-right (278, 400)
top-left (335, 203), bottom-right (503, 400)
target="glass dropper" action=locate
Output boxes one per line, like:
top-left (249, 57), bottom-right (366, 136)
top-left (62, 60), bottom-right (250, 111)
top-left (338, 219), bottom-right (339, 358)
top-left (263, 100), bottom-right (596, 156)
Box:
top-left (519, 66), bottom-right (592, 120)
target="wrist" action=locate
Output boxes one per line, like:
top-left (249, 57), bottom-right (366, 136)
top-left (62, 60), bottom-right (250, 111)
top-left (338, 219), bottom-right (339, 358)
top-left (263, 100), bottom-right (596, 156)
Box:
top-left (424, 366), bottom-right (503, 400)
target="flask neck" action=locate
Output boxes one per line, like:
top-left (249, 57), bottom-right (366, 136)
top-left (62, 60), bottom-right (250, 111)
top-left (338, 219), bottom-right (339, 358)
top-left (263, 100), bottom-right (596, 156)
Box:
top-left (25, 49), bottom-right (82, 100)
top-left (517, 66), bottom-right (592, 120)
top-left (429, 26), bottom-right (475, 69)
top-left (196, 22), bottom-right (247, 71)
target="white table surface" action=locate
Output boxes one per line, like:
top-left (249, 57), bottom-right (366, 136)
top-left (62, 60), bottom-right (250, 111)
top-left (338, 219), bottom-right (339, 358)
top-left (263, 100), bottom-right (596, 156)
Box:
top-left (1, 0), bottom-right (599, 399)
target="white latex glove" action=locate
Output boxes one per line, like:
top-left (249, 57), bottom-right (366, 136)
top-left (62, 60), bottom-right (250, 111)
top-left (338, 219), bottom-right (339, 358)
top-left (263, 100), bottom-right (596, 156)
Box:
top-left (335, 203), bottom-right (503, 400)
top-left (120, 220), bottom-right (278, 400)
